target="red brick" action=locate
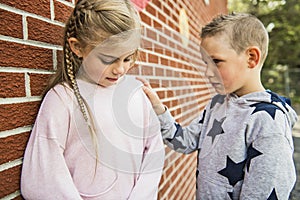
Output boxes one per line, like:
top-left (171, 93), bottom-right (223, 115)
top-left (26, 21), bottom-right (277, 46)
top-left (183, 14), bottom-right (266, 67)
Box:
top-left (141, 38), bottom-right (151, 51)
top-left (127, 65), bottom-right (139, 75)
top-left (141, 66), bottom-right (153, 76)
top-left (0, 101), bottom-right (40, 132)
top-left (2, 0), bottom-right (50, 19)
top-left (54, 0), bottom-right (73, 23)
top-left (27, 17), bottom-right (64, 45)
top-left (0, 72), bottom-right (25, 98)
top-left (148, 54), bottom-right (158, 63)
top-left (145, 3), bottom-right (156, 16)
top-left (12, 196), bottom-right (25, 200)
top-left (0, 165), bottom-right (21, 198)
top-left (0, 132), bottom-right (30, 165)
top-left (153, 44), bottom-right (164, 54)
top-left (157, 91), bottom-right (165, 99)
top-left (140, 12), bottom-right (151, 25)
top-left (138, 51), bottom-right (146, 62)
top-left (0, 40), bottom-right (53, 70)
top-left (57, 50), bottom-right (64, 70)
top-left (155, 67), bottom-right (164, 76)
top-left (0, 9), bottom-right (23, 38)
top-left (29, 73), bottom-right (52, 96)
top-left (151, 0), bottom-right (162, 9)
top-left (161, 57), bottom-right (169, 66)
top-left (153, 19), bottom-right (162, 29)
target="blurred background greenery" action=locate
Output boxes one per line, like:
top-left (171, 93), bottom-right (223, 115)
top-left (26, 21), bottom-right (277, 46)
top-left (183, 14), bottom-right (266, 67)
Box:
top-left (228, 0), bottom-right (300, 113)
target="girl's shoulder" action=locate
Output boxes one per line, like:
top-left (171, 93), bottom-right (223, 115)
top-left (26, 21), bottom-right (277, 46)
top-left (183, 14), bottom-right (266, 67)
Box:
top-left (42, 83), bottom-right (75, 107)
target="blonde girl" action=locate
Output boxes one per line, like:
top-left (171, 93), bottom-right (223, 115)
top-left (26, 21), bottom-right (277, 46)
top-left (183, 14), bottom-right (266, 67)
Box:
top-left (21, 0), bottom-right (165, 199)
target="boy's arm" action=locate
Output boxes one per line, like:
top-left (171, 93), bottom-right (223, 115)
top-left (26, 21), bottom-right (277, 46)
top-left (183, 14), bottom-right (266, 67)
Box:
top-left (158, 108), bottom-right (205, 154)
top-left (240, 111), bottom-right (296, 199)
top-left (137, 77), bottom-right (205, 154)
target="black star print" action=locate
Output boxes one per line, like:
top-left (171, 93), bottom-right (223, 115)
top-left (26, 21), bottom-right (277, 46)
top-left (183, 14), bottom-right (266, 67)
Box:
top-left (267, 90), bottom-right (289, 110)
top-left (218, 156), bottom-right (246, 186)
top-left (166, 123), bottom-right (186, 150)
top-left (267, 188), bottom-right (278, 200)
top-left (207, 117), bottom-right (225, 143)
top-left (210, 95), bottom-right (225, 109)
top-left (250, 102), bottom-right (282, 120)
top-left (228, 192), bottom-right (233, 200)
top-left (198, 109), bottom-right (206, 124)
top-left (246, 143), bottom-right (263, 172)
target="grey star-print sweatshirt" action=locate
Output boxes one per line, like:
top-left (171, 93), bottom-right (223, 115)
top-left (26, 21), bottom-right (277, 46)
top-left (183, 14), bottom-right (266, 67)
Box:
top-left (158, 90), bottom-right (298, 200)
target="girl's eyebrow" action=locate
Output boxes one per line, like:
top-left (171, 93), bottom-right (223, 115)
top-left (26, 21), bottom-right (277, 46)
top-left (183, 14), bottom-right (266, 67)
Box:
top-left (99, 51), bottom-right (136, 59)
top-left (98, 53), bottom-right (117, 59)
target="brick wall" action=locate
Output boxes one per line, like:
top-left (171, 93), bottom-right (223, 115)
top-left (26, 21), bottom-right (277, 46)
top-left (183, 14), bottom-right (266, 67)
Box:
top-left (0, 0), bottom-right (227, 199)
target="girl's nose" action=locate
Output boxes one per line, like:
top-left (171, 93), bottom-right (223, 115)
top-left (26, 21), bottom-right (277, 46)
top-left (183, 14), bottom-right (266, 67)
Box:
top-left (112, 61), bottom-right (125, 75)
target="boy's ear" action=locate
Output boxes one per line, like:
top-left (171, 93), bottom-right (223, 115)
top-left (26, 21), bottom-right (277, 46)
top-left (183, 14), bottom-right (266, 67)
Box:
top-left (246, 46), bottom-right (261, 68)
top-left (68, 38), bottom-right (83, 58)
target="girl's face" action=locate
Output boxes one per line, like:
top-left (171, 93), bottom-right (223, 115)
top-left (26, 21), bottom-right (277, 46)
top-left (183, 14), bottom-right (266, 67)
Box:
top-left (72, 30), bottom-right (140, 87)
top-left (81, 48), bottom-right (136, 87)
top-left (201, 34), bottom-right (250, 96)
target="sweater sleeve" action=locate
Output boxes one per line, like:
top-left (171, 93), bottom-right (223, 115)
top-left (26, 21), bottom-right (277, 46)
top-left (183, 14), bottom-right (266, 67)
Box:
top-left (21, 87), bottom-right (82, 200)
top-left (127, 91), bottom-right (165, 200)
top-left (157, 108), bottom-right (207, 154)
top-left (240, 110), bottom-right (296, 199)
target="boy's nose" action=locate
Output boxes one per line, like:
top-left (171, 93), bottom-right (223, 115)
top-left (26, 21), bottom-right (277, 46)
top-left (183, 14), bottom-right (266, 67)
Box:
top-left (205, 65), bottom-right (215, 77)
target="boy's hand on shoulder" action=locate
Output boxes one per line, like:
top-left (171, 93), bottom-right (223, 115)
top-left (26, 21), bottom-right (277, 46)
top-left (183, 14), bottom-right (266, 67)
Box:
top-left (136, 77), bottom-right (166, 115)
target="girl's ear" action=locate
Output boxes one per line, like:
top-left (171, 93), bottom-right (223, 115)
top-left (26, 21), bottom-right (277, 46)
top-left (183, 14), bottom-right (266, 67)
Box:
top-left (246, 46), bottom-right (261, 68)
top-left (68, 38), bottom-right (83, 58)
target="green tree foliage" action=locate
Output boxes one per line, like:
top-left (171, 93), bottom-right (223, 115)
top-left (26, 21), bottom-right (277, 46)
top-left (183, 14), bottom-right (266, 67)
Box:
top-left (228, 0), bottom-right (300, 109)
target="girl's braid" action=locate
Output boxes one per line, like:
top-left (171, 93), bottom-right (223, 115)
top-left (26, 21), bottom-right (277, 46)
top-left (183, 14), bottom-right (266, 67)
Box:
top-left (64, 6), bottom-right (99, 168)
top-left (64, 4), bottom-right (90, 125)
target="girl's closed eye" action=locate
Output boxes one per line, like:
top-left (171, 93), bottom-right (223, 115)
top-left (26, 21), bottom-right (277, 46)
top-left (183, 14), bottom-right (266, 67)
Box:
top-left (98, 55), bottom-right (117, 65)
top-left (124, 55), bottom-right (133, 63)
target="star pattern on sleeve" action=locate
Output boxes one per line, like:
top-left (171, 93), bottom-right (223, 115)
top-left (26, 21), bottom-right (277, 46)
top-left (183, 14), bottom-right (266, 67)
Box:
top-left (267, 90), bottom-right (289, 111)
top-left (210, 95), bottom-right (225, 109)
top-left (227, 192), bottom-right (233, 200)
top-left (207, 117), bottom-right (225, 143)
top-left (218, 156), bottom-right (246, 186)
top-left (246, 143), bottom-right (263, 172)
top-left (267, 188), bottom-right (278, 200)
top-left (165, 123), bottom-right (186, 150)
top-left (198, 109), bottom-right (206, 124)
top-left (250, 102), bottom-right (282, 120)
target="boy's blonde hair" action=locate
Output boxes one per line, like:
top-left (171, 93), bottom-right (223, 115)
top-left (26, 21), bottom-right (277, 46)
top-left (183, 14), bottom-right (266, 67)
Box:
top-left (200, 13), bottom-right (269, 64)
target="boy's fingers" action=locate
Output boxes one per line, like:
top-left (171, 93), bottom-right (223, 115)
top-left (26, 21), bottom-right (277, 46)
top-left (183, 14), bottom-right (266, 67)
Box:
top-left (142, 86), bottom-right (155, 98)
top-left (136, 77), bottom-right (151, 88)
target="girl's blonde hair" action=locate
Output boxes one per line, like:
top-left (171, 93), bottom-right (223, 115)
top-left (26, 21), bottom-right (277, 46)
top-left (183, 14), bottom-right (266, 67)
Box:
top-left (44, 0), bottom-right (141, 165)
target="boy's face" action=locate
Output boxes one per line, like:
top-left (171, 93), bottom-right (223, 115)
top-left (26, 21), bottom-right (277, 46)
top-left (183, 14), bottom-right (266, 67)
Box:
top-left (201, 34), bottom-right (250, 96)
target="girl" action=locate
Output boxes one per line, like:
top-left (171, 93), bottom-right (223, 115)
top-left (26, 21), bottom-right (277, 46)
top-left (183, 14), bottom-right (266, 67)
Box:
top-left (21, 0), bottom-right (165, 199)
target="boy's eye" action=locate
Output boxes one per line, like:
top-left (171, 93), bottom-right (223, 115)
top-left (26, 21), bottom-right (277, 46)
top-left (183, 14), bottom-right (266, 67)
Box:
top-left (213, 59), bottom-right (222, 64)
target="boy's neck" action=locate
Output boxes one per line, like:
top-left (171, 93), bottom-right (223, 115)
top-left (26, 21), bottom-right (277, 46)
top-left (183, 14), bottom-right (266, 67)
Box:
top-left (234, 83), bottom-right (265, 97)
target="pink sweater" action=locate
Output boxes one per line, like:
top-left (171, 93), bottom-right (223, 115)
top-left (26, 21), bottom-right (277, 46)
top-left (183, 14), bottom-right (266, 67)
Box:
top-left (21, 76), bottom-right (165, 200)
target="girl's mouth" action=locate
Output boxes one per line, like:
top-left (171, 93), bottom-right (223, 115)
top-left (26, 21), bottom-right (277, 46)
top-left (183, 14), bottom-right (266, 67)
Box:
top-left (106, 77), bottom-right (119, 82)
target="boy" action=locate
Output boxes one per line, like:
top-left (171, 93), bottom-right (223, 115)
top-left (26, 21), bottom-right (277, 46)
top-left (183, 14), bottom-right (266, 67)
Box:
top-left (138, 13), bottom-right (298, 199)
